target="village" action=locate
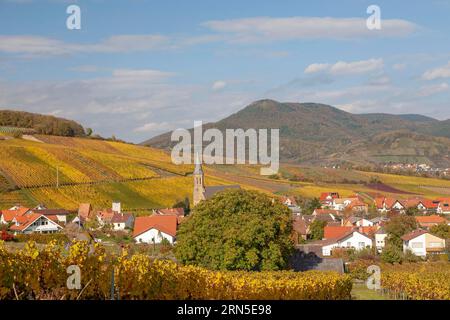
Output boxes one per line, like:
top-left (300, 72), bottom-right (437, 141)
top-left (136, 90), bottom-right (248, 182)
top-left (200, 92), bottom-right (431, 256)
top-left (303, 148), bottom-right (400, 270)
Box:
top-left (1, 158), bottom-right (449, 265)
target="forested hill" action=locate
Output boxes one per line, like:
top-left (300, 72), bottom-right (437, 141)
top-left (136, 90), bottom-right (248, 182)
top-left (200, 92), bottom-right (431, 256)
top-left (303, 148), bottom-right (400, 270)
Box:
top-left (0, 110), bottom-right (85, 137)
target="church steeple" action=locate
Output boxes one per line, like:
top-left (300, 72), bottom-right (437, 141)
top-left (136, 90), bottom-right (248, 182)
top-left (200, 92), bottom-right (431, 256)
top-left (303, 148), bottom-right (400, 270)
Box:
top-left (194, 152), bottom-right (203, 175)
top-left (193, 152), bottom-right (205, 206)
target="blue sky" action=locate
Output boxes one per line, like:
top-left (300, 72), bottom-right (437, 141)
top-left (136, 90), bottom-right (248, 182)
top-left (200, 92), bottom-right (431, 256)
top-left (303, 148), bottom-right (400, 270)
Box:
top-left (1, 0), bottom-right (450, 142)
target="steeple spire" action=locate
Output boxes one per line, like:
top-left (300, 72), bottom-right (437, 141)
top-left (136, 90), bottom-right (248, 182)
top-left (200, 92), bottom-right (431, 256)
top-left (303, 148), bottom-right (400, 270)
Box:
top-left (194, 152), bottom-right (203, 174)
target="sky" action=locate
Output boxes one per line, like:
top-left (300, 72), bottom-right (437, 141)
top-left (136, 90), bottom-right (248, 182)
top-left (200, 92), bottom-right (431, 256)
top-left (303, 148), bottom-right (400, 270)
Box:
top-left (0, 0), bottom-right (450, 143)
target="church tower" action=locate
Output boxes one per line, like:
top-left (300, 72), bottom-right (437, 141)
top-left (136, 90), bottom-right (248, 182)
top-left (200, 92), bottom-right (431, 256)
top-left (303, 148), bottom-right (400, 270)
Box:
top-left (193, 152), bottom-right (205, 206)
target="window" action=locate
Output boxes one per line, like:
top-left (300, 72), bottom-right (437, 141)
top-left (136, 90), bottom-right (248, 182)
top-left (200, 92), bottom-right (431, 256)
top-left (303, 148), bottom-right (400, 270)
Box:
top-left (429, 242), bottom-right (442, 248)
top-left (359, 242), bottom-right (365, 248)
top-left (411, 242), bottom-right (423, 248)
top-left (346, 242), bottom-right (351, 247)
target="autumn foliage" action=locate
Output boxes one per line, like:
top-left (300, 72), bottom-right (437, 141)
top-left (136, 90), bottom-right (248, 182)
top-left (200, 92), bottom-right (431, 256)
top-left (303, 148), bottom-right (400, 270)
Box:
top-left (0, 240), bottom-right (352, 300)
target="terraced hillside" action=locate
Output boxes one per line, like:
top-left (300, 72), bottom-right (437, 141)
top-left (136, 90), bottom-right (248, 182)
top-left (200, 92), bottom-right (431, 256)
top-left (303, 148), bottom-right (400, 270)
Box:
top-left (0, 135), bottom-right (198, 210)
top-left (2, 134), bottom-right (450, 211)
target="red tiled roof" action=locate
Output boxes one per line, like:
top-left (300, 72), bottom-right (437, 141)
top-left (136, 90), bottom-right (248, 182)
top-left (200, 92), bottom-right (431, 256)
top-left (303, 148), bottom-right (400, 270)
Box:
top-left (281, 196), bottom-right (298, 206)
top-left (0, 207), bottom-right (30, 222)
top-left (9, 213), bottom-right (46, 232)
top-left (97, 209), bottom-right (115, 222)
top-left (78, 203), bottom-right (92, 219)
top-left (133, 215), bottom-right (178, 238)
top-left (324, 226), bottom-right (353, 239)
top-left (421, 199), bottom-right (439, 209)
top-left (415, 215), bottom-right (447, 225)
top-left (320, 192), bottom-right (340, 201)
top-left (313, 209), bottom-right (340, 215)
top-left (401, 229), bottom-right (429, 241)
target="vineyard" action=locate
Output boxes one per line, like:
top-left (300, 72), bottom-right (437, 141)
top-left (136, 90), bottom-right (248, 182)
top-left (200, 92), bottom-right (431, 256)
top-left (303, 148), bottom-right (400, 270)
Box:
top-left (381, 262), bottom-right (450, 300)
top-left (0, 240), bottom-right (353, 300)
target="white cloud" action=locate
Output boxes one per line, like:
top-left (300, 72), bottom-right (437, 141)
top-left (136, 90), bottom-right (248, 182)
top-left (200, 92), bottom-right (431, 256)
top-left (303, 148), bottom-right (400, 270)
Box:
top-left (422, 61), bottom-right (450, 80)
top-left (134, 122), bottom-right (173, 133)
top-left (212, 80), bottom-right (227, 91)
top-left (304, 59), bottom-right (384, 75)
top-left (203, 17), bottom-right (418, 43)
top-left (417, 82), bottom-right (449, 97)
top-left (0, 34), bottom-right (171, 56)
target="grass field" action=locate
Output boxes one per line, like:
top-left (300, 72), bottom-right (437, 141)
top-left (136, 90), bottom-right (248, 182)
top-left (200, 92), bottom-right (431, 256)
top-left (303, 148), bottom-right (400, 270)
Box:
top-left (1, 134), bottom-right (450, 210)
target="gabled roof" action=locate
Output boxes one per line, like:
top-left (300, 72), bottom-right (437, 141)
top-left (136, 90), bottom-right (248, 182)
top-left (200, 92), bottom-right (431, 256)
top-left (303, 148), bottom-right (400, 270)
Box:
top-left (9, 213), bottom-right (61, 232)
top-left (415, 215), bottom-right (447, 225)
top-left (0, 207), bottom-right (30, 222)
top-left (133, 215), bottom-right (178, 238)
top-left (313, 209), bottom-right (340, 215)
top-left (292, 216), bottom-right (308, 235)
top-left (401, 229), bottom-right (429, 241)
top-left (320, 192), bottom-right (340, 202)
top-left (111, 213), bottom-right (133, 223)
top-left (281, 196), bottom-right (297, 206)
top-left (324, 226), bottom-right (353, 240)
top-left (30, 208), bottom-right (70, 216)
top-left (78, 203), bottom-right (92, 219)
top-left (155, 207), bottom-right (185, 216)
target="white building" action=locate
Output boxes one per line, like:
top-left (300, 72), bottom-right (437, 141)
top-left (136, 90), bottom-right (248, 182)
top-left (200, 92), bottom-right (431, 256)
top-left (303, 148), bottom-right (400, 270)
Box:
top-left (374, 228), bottom-right (388, 252)
top-left (10, 213), bottom-right (63, 234)
top-left (321, 231), bottom-right (373, 256)
top-left (401, 229), bottom-right (446, 257)
top-left (133, 215), bottom-right (177, 244)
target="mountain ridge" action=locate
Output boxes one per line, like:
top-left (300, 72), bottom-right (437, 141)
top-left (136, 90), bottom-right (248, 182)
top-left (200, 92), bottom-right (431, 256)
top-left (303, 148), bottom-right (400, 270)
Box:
top-left (142, 99), bottom-right (450, 167)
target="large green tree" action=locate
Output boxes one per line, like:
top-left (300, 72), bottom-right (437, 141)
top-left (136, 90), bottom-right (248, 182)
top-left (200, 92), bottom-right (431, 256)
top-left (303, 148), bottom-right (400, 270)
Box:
top-left (174, 189), bottom-right (293, 271)
top-left (385, 215), bottom-right (418, 249)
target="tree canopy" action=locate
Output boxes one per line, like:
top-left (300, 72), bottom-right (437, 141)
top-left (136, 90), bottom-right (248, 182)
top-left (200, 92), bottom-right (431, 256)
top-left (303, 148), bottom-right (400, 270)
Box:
top-left (385, 215), bottom-right (418, 249)
top-left (174, 189), bottom-right (293, 271)
top-left (0, 110), bottom-right (85, 137)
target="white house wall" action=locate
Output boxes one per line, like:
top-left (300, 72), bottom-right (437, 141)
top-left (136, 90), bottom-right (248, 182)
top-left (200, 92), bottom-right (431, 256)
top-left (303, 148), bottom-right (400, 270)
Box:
top-left (134, 228), bottom-right (174, 244)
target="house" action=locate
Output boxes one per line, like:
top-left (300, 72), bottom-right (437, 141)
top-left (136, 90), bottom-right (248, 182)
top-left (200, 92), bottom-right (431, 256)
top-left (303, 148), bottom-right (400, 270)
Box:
top-left (323, 226), bottom-right (353, 240)
top-left (292, 216), bottom-right (309, 243)
top-left (9, 213), bottom-right (63, 234)
top-left (111, 213), bottom-right (134, 231)
top-left (401, 229), bottom-right (446, 257)
top-left (96, 209), bottom-right (115, 226)
top-left (375, 227), bottom-right (388, 252)
top-left (0, 206), bottom-right (30, 224)
top-left (133, 215), bottom-right (178, 244)
top-left (78, 203), bottom-right (92, 222)
top-left (370, 216), bottom-right (389, 226)
top-left (312, 213), bottom-right (341, 226)
top-left (281, 196), bottom-right (302, 215)
top-left (347, 199), bottom-right (369, 214)
top-left (312, 209), bottom-right (340, 216)
top-left (343, 217), bottom-right (374, 227)
top-left (420, 199), bottom-right (440, 213)
top-left (415, 215), bottom-right (448, 229)
top-left (281, 196), bottom-right (297, 207)
top-left (320, 192), bottom-right (340, 206)
top-left (437, 199), bottom-right (450, 215)
top-left (320, 230), bottom-right (373, 256)
top-left (375, 197), bottom-right (404, 213)
top-left (154, 207), bottom-right (186, 223)
top-left (29, 208), bottom-right (70, 225)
